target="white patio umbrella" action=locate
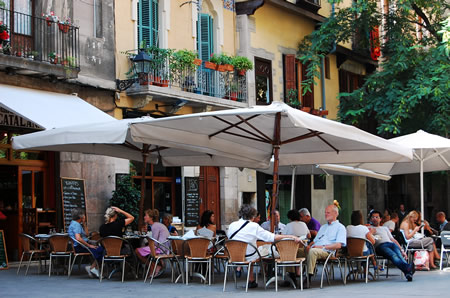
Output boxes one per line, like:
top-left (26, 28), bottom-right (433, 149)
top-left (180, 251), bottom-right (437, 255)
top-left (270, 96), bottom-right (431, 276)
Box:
top-left (349, 130), bottom-right (450, 221)
top-left (12, 117), bottom-right (269, 227)
top-left (131, 101), bottom-right (412, 231)
top-left (258, 162), bottom-right (391, 210)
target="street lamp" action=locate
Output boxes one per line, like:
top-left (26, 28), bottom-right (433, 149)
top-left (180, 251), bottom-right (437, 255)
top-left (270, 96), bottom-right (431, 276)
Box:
top-left (133, 49), bottom-right (152, 85)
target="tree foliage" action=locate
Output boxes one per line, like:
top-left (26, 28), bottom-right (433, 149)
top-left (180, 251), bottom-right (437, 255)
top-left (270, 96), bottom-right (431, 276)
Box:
top-left (109, 174), bottom-right (141, 231)
top-left (298, 0), bottom-right (450, 137)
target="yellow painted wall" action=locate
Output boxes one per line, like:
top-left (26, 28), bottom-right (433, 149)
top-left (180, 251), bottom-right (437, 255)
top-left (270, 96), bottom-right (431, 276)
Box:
top-left (169, 1), bottom-right (194, 50)
top-left (251, 3), bottom-right (339, 119)
top-left (115, 0), bottom-right (135, 81)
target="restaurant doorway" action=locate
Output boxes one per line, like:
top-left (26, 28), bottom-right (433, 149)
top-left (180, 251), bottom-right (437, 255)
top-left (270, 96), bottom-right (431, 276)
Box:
top-left (199, 166), bottom-right (220, 228)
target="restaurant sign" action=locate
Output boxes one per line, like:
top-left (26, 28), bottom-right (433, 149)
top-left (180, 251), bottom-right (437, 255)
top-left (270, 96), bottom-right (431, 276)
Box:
top-left (0, 107), bottom-right (42, 130)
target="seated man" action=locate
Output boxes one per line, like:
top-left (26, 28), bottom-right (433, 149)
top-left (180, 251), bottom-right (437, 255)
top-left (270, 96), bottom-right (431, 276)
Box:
top-left (227, 205), bottom-right (301, 289)
top-left (299, 208), bottom-right (321, 238)
top-left (305, 205), bottom-right (346, 284)
top-left (370, 210), bottom-right (414, 281)
top-left (436, 211), bottom-right (450, 232)
top-left (261, 209), bottom-right (286, 234)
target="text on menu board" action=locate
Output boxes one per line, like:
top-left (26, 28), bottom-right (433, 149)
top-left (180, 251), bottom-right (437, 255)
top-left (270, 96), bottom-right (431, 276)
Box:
top-left (185, 177), bottom-right (200, 227)
top-left (61, 178), bottom-right (86, 231)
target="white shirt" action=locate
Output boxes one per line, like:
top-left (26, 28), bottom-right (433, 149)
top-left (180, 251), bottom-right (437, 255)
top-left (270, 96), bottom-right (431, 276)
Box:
top-left (283, 221), bottom-right (309, 238)
top-left (261, 220), bottom-right (286, 234)
top-left (228, 218), bottom-right (275, 259)
top-left (371, 225), bottom-right (394, 247)
top-left (383, 220), bottom-right (396, 232)
top-left (346, 225), bottom-right (370, 252)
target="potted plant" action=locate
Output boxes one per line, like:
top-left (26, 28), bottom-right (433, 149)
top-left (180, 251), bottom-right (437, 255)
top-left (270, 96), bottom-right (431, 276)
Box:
top-left (42, 12), bottom-right (58, 26)
top-left (219, 53), bottom-right (234, 72)
top-left (0, 21), bottom-right (9, 43)
top-left (145, 46), bottom-right (172, 86)
top-left (229, 82), bottom-right (239, 101)
top-left (61, 56), bottom-right (76, 67)
top-left (58, 18), bottom-right (71, 33)
top-left (286, 88), bottom-right (300, 108)
top-left (48, 52), bottom-right (59, 64)
top-left (205, 53), bottom-right (219, 70)
top-left (231, 55), bottom-right (253, 75)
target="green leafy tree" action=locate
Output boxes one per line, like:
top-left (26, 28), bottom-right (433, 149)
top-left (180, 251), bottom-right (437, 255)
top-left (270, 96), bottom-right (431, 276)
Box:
top-left (298, 0), bottom-right (450, 137)
top-left (109, 174), bottom-right (141, 231)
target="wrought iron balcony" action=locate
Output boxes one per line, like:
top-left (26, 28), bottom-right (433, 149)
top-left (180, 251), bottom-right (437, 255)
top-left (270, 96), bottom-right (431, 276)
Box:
top-left (120, 50), bottom-right (248, 105)
top-left (0, 8), bottom-right (80, 78)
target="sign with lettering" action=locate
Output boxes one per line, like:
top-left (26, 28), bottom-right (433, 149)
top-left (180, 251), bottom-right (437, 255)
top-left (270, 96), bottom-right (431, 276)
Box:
top-left (0, 230), bottom-right (8, 270)
top-left (0, 107), bottom-right (43, 130)
top-left (61, 178), bottom-right (86, 231)
top-left (185, 177), bottom-right (200, 227)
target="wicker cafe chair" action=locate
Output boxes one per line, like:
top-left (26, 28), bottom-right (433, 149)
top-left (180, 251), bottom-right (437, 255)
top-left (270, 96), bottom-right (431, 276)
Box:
top-left (99, 236), bottom-right (129, 283)
top-left (223, 240), bottom-right (266, 293)
top-left (17, 233), bottom-right (47, 275)
top-left (144, 237), bottom-right (181, 284)
top-left (271, 239), bottom-right (306, 291)
top-left (48, 233), bottom-right (72, 277)
top-left (185, 237), bottom-right (213, 285)
top-left (344, 237), bottom-right (375, 284)
top-left (440, 231), bottom-right (450, 270)
top-left (171, 238), bottom-right (188, 284)
top-left (68, 237), bottom-right (99, 278)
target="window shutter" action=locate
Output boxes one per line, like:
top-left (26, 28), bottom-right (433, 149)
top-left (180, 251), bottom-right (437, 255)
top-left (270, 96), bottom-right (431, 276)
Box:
top-left (197, 14), bottom-right (213, 61)
top-left (284, 54), bottom-right (296, 101)
top-left (301, 62), bottom-right (314, 109)
top-left (138, 0), bottom-right (158, 47)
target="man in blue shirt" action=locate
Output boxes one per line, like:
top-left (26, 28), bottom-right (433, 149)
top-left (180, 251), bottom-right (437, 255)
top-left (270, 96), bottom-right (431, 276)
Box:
top-left (436, 212), bottom-right (450, 232)
top-left (305, 204), bottom-right (346, 283)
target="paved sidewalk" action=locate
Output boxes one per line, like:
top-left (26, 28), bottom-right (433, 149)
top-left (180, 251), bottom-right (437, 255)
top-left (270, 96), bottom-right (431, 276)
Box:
top-left (2, 262), bottom-right (450, 298)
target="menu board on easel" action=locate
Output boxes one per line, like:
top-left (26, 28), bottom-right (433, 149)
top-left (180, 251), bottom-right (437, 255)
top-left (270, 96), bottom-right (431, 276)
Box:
top-left (0, 230), bottom-right (8, 270)
top-left (61, 178), bottom-right (86, 231)
top-left (185, 177), bottom-right (200, 227)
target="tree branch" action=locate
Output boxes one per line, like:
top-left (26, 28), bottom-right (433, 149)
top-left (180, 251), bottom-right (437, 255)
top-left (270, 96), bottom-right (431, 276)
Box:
top-left (411, 3), bottom-right (441, 42)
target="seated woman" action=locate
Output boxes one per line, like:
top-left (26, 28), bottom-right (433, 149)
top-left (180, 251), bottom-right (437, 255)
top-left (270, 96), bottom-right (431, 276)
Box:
top-left (68, 208), bottom-right (104, 278)
top-left (135, 209), bottom-right (170, 276)
top-left (99, 206), bottom-right (135, 254)
top-left (162, 213), bottom-right (178, 236)
top-left (196, 210), bottom-right (216, 238)
top-left (346, 210), bottom-right (376, 255)
top-left (400, 210), bottom-right (440, 269)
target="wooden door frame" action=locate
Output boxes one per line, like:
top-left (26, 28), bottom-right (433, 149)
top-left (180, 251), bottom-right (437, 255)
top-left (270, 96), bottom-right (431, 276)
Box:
top-left (199, 166), bottom-right (221, 228)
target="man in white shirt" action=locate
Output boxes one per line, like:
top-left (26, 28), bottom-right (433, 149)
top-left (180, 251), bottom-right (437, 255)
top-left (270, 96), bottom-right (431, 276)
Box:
top-left (227, 205), bottom-right (301, 289)
top-left (383, 212), bottom-right (399, 233)
top-left (305, 205), bottom-right (346, 284)
top-left (261, 209), bottom-right (286, 234)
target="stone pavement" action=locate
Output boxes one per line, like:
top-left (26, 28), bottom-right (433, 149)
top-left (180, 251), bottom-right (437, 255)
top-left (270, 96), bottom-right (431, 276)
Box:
top-left (2, 262), bottom-right (450, 298)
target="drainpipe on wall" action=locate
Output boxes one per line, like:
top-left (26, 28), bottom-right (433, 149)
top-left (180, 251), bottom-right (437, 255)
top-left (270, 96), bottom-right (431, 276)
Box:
top-left (319, 3), bottom-right (337, 118)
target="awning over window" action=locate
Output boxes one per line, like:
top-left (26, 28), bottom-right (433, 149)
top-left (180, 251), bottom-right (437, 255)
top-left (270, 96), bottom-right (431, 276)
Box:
top-left (0, 84), bottom-right (115, 131)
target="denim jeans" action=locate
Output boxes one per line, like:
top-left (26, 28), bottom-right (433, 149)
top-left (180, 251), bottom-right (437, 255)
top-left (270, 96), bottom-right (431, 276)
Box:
top-left (376, 242), bottom-right (412, 274)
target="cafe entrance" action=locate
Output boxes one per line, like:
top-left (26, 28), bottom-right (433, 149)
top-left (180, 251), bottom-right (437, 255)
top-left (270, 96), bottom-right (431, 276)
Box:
top-left (0, 132), bottom-right (54, 261)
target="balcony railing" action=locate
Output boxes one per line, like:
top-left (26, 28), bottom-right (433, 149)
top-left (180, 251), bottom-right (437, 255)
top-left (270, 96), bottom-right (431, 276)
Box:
top-left (123, 50), bottom-right (248, 103)
top-left (0, 8), bottom-right (79, 71)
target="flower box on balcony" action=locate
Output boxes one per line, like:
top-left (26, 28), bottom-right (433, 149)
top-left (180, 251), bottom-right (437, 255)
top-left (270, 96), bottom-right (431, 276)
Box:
top-left (193, 59), bottom-right (202, 66)
top-left (204, 61), bottom-right (216, 70)
top-left (216, 64), bottom-right (226, 72)
top-left (300, 107), bottom-right (311, 113)
top-left (225, 64), bottom-right (234, 72)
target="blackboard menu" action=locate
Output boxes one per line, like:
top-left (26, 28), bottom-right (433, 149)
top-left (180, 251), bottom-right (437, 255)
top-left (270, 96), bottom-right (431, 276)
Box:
top-left (185, 177), bottom-right (200, 227)
top-left (0, 230), bottom-right (8, 270)
top-left (61, 178), bottom-right (86, 231)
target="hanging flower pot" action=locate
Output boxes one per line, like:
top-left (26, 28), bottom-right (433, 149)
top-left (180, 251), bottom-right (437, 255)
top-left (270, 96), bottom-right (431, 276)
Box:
top-left (238, 69), bottom-right (246, 76)
top-left (204, 61), bottom-right (216, 70)
top-left (193, 59), bottom-right (202, 66)
top-left (160, 79), bottom-right (169, 87)
top-left (230, 92), bottom-right (238, 101)
top-left (300, 107), bottom-right (311, 113)
top-left (46, 19), bottom-right (52, 26)
top-left (58, 23), bottom-right (70, 33)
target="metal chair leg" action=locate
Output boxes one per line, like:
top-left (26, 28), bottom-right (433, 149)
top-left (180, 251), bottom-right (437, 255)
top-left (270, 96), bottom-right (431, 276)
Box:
top-left (48, 255), bottom-right (53, 277)
top-left (100, 258), bottom-right (105, 282)
top-left (122, 258), bottom-right (126, 283)
top-left (245, 263), bottom-right (251, 293)
top-left (223, 263), bottom-right (228, 292)
top-left (17, 252), bottom-right (25, 275)
top-left (275, 263), bottom-right (278, 292)
top-left (25, 252), bottom-right (34, 275)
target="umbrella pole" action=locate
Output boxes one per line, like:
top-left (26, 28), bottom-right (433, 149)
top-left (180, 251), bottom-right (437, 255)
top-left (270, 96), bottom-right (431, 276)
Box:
top-left (138, 148), bottom-right (149, 229)
top-left (290, 166), bottom-right (296, 210)
top-left (271, 113), bottom-right (281, 233)
top-left (420, 149), bottom-right (424, 232)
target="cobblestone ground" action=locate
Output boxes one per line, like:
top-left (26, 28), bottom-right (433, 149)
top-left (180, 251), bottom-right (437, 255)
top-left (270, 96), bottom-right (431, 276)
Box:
top-left (2, 261), bottom-right (450, 298)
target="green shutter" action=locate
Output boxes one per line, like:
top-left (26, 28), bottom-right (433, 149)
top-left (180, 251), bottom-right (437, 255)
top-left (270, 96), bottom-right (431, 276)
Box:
top-left (197, 14), bottom-right (213, 61)
top-left (138, 0), bottom-right (159, 47)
